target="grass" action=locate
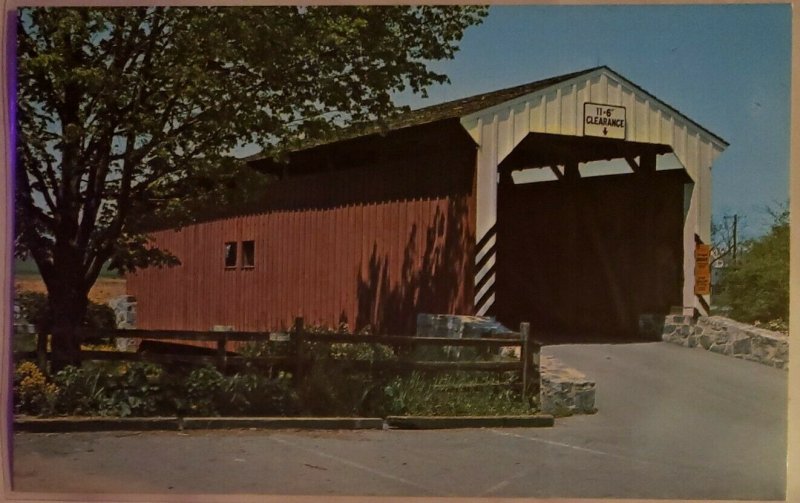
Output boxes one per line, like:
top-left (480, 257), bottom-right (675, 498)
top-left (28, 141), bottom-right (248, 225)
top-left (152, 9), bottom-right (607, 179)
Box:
top-left (13, 333), bottom-right (37, 353)
top-left (384, 371), bottom-right (534, 416)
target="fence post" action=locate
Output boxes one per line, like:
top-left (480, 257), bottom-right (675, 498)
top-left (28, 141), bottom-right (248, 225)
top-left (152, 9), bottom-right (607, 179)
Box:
top-left (520, 322), bottom-right (531, 404)
top-left (36, 331), bottom-right (48, 374)
top-left (216, 335), bottom-right (228, 372)
top-left (294, 317), bottom-right (305, 382)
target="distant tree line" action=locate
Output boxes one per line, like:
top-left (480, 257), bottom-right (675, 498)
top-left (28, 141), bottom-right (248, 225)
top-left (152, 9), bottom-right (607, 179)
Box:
top-left (713, 205), bottom-right (788, 328)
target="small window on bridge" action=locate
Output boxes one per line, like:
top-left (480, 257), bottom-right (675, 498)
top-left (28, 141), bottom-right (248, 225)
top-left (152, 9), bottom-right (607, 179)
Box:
top-left (224, 242), bottom-right (237, 269)
top-left (241, 240), bottom-right (255, 269)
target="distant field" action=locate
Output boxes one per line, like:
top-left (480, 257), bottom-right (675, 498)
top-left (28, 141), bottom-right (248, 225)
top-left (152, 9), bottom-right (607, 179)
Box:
top-left (14, 274), bottom-right (127, 305)
top-left (14, 257), bottom-right (126, 304)
top-left (14, 257), bottom-right (41, 276)
top-left (14, 257), bottom-right (119, 279)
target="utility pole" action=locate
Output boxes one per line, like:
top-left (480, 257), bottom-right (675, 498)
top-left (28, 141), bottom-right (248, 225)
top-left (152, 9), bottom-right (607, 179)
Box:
top-left (724, 214), bottom-right (739, 264)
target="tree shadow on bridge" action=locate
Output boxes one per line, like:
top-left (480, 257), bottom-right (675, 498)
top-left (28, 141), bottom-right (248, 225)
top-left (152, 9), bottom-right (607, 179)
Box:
top-left (354, 197), bottom-right (473, 334)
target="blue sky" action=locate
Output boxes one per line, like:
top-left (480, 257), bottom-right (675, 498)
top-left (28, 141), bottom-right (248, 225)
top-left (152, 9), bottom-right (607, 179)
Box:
top-left (394, 4), bottom-right (792, 239)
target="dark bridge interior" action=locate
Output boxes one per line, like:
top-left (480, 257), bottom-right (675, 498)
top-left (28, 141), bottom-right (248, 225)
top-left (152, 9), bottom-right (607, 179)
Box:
top-left (495, 133), bottom-right (689, 343)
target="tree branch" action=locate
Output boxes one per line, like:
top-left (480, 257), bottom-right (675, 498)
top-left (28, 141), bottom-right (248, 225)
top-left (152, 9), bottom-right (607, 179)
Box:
top-left (15, 153), bottom-right (56, 283)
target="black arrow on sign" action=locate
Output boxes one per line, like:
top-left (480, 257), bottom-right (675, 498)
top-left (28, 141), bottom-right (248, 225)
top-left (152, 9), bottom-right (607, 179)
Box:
top-left (603, 127), bottom-right (608, 136)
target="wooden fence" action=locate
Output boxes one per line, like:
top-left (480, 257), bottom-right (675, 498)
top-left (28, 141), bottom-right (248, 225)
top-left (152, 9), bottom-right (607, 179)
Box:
top-left (15, 318), bottom-right (542, 402)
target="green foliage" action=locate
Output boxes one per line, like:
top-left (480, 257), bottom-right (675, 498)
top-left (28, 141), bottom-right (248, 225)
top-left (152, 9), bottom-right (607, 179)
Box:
top-left (51, 362), bottom-right (170, 417)
top-left (15, 357), bottom-right (534, 417)
top-left (13, 332), bottom-right (37, 353)
top-left (183, 366), bottom-right (226, 416)
top-left (15, 290), bottom-right (116, 333)
top-left (754, 318), bottom-right (788, 333)
top-left (84, 302), bottom-right (116, 330)
top-left (326, 341), bottom-right (397, 362)
top-left (173, 365), bottom-right (297, 417)
top-left (221, 372), bottom-right (296, 416)
top-left (715, 207), bottom-right (789, 325)
top-left (17, 361), bottom-right (295, 417)
top-left (383, 372), bottom-right (532, 416)
top-left (293, 341), bottom-right (398, 416)
top-left (15, 331), bottom-right (534, 418)
top-left (15, 290), bottom-right (52, 333)
top-left (292, 334), bottom-right (529, 417)
top-left (105, 363), bottom-right (168, 417)
top-left (238, 339), bottom-right (292, 360)
top-left (51, 365), bottom-right (109, 415)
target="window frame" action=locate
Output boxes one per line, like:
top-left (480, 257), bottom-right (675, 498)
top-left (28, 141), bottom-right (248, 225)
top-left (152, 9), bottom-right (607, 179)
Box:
top-left (241, 240), bottom-right (255, 269)
top-left (224, 241), bottom-right (238, 269)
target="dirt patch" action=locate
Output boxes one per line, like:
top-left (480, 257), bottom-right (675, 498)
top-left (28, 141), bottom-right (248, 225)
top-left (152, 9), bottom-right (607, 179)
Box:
top-left (14, 276), bottom-right (127, 305)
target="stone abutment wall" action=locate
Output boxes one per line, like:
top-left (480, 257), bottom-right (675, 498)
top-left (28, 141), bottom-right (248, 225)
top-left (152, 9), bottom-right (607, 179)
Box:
top-left (658, 314), bottom-right (788, 370)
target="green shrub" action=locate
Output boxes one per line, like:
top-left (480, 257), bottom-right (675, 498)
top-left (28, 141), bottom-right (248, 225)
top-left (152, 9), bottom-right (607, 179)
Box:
top-left (15, 291), bottom-right (52, 333)
top-left (52, 363), bottom-right (162, 416)
top-left (84, 302), bottom-right (116, 330)
top-left (220, 372), bottom-right (296, 416)
top-left (715, 208), bottom-right (789, 324)
top-left (104, 363), bottom-right (168, 417)
top-left (184, 366), bottom-right (225, 416)
top-left (14, 290), bottom-right (116, 332)
top-left (52, 365), bottom-right (109, 415)
top-left (292, 340), bottom-right (398, 416)
top-left (754, 318), bottom-right (788, 333)
top-left (53, 362), bottom-right (181, 417)
top-left (18, 359), bottom-right (295, 418)
top-left (180, 365), bottom-right (296, 417)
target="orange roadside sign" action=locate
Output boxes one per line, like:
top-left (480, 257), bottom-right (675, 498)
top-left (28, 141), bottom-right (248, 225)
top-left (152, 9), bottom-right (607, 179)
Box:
top-left (694, 244), bottom-right (711, 295)
top-left (695, 244), bottom-right (711, 265)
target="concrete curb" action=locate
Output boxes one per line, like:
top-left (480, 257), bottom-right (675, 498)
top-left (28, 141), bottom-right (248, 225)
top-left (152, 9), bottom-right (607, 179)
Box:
top-left (14, 414), bottom-right (555, 432)
top-left (180, 417), bottom-right (384, 430)
top-left (385, 415), bottom-right (554, 429)
top-left (14, 417), bottom-right (179, 433)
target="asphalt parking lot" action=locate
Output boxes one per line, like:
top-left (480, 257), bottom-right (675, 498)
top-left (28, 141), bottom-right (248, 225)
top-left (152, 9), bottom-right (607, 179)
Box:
top-left (12, 342), bottom-right (788, 499)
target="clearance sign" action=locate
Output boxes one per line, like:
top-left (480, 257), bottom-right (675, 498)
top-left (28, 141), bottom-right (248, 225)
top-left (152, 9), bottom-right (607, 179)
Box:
top-left (584, 103), bottom-right (626, 140)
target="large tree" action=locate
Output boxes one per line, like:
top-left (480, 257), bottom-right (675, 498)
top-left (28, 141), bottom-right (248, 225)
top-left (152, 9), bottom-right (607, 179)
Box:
top-left (15, 6), bottom-right (486, 367)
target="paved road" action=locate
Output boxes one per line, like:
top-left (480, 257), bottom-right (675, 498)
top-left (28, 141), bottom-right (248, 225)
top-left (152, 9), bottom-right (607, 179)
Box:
top-left (12, 342), bottom-right (787, 499)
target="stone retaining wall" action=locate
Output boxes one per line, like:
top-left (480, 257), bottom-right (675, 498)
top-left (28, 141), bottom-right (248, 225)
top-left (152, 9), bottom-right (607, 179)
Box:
top-left (540, 355), bottom-right (597, 416)
top-left (109, 295), bottom-right (137, 329)
top-left (660, 314), bottom-right (788, 370)
top-left (13, 302), bottom-right (36, 336)
top-left (109, 295), bottom-right (138, 351)
top-left (416, 314), bottom-right (511, 338)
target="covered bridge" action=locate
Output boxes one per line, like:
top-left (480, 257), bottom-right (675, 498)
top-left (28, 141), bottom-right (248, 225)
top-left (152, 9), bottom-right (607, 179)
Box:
top-left (127, 66), bottom-right (727, 338)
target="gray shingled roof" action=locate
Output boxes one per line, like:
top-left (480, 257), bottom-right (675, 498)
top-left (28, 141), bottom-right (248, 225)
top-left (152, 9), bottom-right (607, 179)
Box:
top-left (244, 67), bottom-right (602, 161)
top-left (244, 65), bottom-right (726, 161)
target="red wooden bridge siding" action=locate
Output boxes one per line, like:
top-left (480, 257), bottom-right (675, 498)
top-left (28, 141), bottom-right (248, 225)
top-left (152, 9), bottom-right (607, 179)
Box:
top-left (127, 139), bottom-right (477, 335)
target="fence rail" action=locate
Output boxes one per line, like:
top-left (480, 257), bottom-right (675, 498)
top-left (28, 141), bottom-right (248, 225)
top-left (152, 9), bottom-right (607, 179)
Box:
top-left (14, 318), bottom-right (542, 402)
top-left (73, 328), bottom-right (525, 346)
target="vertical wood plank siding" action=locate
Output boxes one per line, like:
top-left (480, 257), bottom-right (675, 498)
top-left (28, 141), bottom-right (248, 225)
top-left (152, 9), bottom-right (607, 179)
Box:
top-left (127, 146), bottom-right (476, 335)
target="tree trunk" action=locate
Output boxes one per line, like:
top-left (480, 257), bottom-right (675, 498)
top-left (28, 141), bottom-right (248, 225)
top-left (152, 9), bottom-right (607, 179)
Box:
top-left (49, 285), bottom-right (89, 371)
